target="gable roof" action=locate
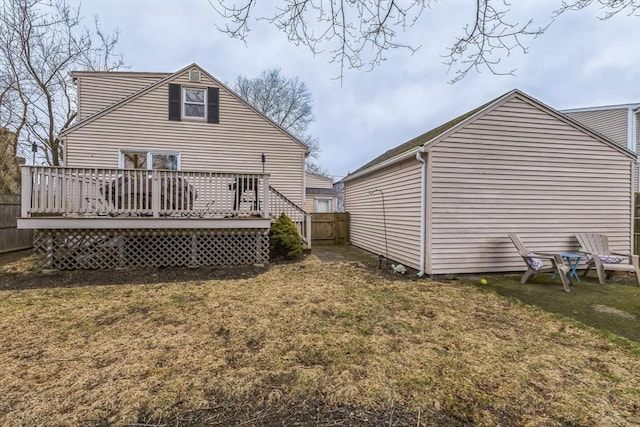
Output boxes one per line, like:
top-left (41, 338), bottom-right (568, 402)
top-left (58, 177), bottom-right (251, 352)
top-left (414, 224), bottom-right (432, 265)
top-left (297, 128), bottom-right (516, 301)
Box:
top-left (60, 63), bottom-right (310, 153)
top-left (343, 89), bottom-right (637, 183)
top-left (305, 171), bottom-right (333, 181)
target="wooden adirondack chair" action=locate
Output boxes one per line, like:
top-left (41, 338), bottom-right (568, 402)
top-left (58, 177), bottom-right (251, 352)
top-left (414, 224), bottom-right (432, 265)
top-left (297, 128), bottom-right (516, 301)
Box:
top-left (508, 233), bottom-right (572, 292)
top-left (575, 233), bottom-right (640, 286)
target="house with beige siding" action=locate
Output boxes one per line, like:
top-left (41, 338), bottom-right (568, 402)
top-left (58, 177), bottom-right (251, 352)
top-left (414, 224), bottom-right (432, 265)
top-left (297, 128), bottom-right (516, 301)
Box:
top-left (562, 103), bottom-right (640, 154)
top-left (342, 90), bottom-right (637, 276)
top-left (304, 172), bottom-right (338, 212)
top-left (18, 63), bottom-right (311, 269)
top-left (562, 103), bottom-right (640, 190)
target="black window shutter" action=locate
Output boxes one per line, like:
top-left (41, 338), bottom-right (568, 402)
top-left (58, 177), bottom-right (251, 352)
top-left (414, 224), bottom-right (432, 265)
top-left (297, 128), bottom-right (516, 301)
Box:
top-left (208, 87), bottom-right (219, 124)
top-left (168, 83), bottom-right (181, 121)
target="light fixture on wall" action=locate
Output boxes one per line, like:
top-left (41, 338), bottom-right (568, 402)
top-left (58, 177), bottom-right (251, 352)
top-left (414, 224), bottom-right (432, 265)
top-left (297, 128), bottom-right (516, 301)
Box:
top-left (31, 142), bottom-right (37, 166)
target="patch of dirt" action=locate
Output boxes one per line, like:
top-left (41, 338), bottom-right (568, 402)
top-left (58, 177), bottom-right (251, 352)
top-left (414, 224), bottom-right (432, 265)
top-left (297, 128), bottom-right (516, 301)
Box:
top-left (0, 249), bottom-right (269, 291)
top-left (0, 249), bottom-right (428, 290)
top-left (592, 304), bottom-right (637, 320)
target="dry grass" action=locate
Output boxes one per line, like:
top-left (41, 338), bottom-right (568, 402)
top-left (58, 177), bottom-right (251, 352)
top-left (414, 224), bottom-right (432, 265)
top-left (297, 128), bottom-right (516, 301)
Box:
top-left (1, 255), bottom-right (639, 426)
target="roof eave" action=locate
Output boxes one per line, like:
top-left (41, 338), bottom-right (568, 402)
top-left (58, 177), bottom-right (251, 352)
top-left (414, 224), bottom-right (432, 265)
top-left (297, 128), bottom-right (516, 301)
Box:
top-left (561, 103), bottom-right (640, 114)
top-left (342, 146), bottom-right (423, 183)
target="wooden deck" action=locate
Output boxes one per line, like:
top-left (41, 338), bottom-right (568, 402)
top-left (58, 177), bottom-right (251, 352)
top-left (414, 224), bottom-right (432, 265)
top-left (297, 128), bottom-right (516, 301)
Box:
top-left (19, 166), bottom-right (311, 245)
top-left (18, 166), bottom-right (312, 269)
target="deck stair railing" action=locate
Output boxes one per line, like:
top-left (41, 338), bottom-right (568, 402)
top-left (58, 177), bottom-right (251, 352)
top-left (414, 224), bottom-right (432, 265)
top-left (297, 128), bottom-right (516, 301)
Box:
top-left (268, 185), bottom-right (311, 248)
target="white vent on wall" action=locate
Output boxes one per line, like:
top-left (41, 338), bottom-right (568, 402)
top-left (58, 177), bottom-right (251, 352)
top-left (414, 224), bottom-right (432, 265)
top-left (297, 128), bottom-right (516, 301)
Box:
top-left (189, 69), bottom-right (201, 83)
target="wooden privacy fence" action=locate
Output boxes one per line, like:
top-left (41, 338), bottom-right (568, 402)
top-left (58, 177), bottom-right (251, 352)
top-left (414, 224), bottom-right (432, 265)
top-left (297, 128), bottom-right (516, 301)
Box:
top-left (0, 194), bottom-right (33, 254)
top-left (311, 212), bottom-right (349, 245)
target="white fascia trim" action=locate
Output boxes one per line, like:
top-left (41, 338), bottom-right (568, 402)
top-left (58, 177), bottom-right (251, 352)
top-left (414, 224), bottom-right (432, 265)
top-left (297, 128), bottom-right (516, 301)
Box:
top-left (561, 103), bottom-right (640, 114)
top-left (342, 147), bottom-right (422, 183)
top-left (628, 108), bottom-right (637, 153)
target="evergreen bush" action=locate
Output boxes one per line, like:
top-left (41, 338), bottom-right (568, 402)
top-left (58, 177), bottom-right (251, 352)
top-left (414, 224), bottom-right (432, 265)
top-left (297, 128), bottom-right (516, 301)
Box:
top-left (269, 213), bottom-right (303, 260)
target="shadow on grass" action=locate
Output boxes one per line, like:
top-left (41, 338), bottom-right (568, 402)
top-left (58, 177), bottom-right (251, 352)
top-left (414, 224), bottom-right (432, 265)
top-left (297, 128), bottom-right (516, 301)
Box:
top-left (459, 271), bottom-right (640, 344)
top-left (136, 395), bottom-right (469, 427)
top-left (0, 250), bottom-right (269, 291)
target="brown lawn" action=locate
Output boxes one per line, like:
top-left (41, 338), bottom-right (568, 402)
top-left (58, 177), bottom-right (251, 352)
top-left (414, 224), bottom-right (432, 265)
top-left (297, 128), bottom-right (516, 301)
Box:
top-left (0, 253), bottom-right (639, 426)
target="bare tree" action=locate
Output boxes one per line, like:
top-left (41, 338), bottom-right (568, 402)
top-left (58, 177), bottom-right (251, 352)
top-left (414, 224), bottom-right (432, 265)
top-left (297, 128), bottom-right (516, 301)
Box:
top-left (234, 68), bottom-right (327, 174)
top-left (211, 0), bottom-right (640, 82)
top-left (0, 0), bottom-right (124, 166)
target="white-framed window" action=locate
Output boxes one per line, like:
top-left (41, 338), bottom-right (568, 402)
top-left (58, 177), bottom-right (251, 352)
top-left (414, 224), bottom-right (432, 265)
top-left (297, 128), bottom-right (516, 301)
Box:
top-left (183, 87), bottom-right (206, 119)
top-left (314, 198), bottom-right (333, 213)
top-left (120, 150), bottom-right (180, 170)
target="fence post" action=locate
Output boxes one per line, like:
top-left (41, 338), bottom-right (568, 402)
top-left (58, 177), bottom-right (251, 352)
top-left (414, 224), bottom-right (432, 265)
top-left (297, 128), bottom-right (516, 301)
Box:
top-left (635, 192), bottom-right (640, 255)
top-left (20, 166), bottom-right (32, 217)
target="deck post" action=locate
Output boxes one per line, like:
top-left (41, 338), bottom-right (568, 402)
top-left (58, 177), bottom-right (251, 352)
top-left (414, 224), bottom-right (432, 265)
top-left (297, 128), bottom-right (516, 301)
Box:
top-left (262, 174), bottom-right (270, 218)
top-left (305, 214), bottom-right (312, 249)
top-left (152, 174), bottom-right (161, 217)
top-left (21, 166), bottom-right (32, 218)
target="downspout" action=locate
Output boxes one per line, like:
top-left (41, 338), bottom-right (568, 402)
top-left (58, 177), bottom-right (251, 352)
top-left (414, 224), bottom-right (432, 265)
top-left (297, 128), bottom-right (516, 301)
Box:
top-left (627, 107), bottom-right (638, 154)
top-left (416, 146), bottom-right (427, 277)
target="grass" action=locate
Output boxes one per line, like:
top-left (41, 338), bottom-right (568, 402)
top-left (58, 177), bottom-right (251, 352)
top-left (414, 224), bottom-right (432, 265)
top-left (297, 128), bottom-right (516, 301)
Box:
top-left (1, 255), bottom-right (640, 425)
top-left (461, 271), bottom-right (640, 345)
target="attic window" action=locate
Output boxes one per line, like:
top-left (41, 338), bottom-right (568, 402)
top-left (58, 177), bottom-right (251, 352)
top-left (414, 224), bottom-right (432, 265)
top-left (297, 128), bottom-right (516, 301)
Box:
top-left (169, 84), bottom-right (218, 123)
top-left (183, 87), bottom-right (206, 119)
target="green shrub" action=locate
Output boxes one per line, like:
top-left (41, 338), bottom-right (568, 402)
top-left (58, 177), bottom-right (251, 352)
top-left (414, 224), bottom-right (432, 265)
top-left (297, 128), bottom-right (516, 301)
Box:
top-left (269, 213), bottom-right (303, 260)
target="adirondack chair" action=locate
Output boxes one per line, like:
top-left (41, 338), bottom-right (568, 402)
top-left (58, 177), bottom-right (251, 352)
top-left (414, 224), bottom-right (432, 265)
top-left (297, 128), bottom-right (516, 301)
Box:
top-left (508, 233), bottom-right (572, 292)
top-left (575, 233), bottom-right (640, 286)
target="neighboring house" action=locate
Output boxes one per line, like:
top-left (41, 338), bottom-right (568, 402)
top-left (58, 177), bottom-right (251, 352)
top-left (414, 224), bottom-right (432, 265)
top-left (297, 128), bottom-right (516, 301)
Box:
top-left (562, 102), bottom-right (640, 154)
top-left (18, 63), bottom-right (311, 269)
top-left (304, 171), bottom-right (338, 212)
top-left (342, 89), bottom-right (637, 276)
top-left (562, 102), bottom-right (640, 190)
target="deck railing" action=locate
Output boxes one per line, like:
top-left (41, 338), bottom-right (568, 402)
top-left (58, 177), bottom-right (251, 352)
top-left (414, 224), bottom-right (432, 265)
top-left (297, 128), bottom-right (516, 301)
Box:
top-left (21, 166), bottom-right (312, 247)
top-left (21, 166), bottom-right (270, 219)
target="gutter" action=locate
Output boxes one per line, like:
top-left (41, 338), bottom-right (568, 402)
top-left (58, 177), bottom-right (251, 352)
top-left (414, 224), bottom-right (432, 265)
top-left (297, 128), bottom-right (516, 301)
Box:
top-left (415, 146), bottom-right (427, 277)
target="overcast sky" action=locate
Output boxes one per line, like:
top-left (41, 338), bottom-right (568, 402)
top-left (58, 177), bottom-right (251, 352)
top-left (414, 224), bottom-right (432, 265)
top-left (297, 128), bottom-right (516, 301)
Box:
top-left (68, 0), bottom-right (640, 180)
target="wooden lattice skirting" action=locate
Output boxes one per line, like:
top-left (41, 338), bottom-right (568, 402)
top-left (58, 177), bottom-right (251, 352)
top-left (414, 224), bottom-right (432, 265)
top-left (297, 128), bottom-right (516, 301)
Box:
top-left (34, 228), bottom-right (270, 270)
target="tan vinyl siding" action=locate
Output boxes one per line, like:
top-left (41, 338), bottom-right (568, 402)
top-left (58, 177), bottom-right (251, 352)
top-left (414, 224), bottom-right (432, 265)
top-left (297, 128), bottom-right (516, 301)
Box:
top-left (76, 73), bottom-right (167, 120)
top-left (64, 70), bottom-right (306, 205)
top-left (304, 196), bottom-right (314, 212)
top-left (565, 108), bottom-right (629, 148)
top-left (305, 173), bottom-right (333, 189)
top-left (429, 96), bottom-right (633, 275)
top-left (345, 158), bottom-right (422, 269)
